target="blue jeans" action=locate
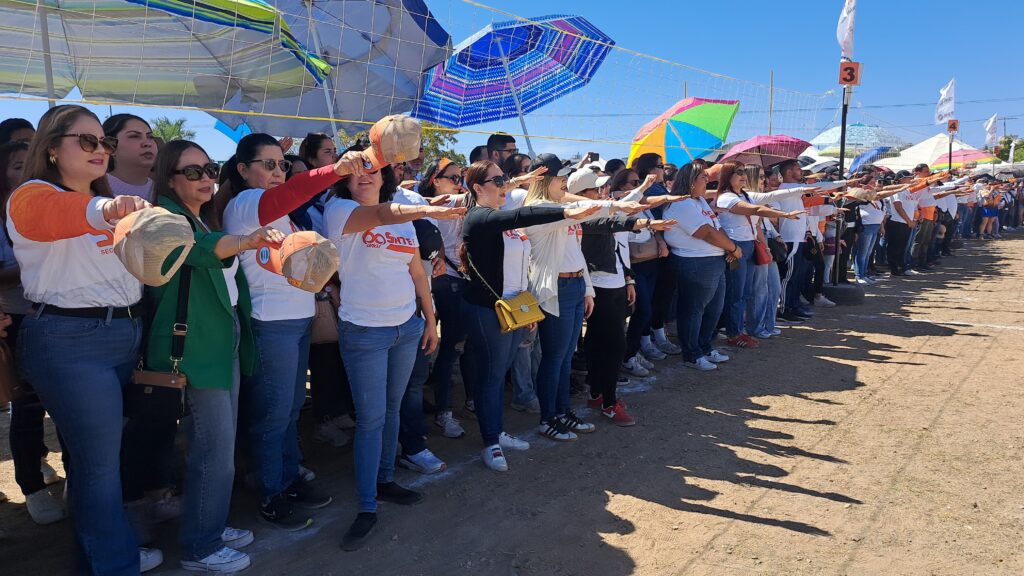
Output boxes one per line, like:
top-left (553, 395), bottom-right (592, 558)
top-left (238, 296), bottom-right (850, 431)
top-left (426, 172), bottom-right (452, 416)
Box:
top-left (903, 224), bottom-right (919, 269)
top-left (464, 303), bottom-right (524, 445)
top-left (536, 276), bottom-right (586, 423)
top-left (181, 314), bottom-right (240, 561)
top-left (853, 224), bottom-right (880, 278)
top-left (722, 240), bottom-right (754, 337)
top-left (748, 262), bottom-right (779, 335)
top-left (431, 275), bottom-right (469, 411)
top-left (339, 314), bottom-right (423, 513)
top-left (18, 312), bottom-right (143, 576)
top-left (958, 204), bottom-right (972, 237)
top-left (399, 345), bottom-right (432, 456)
top-left (247, 316), bottom-right (313, 501)
top-left (511, 330), bottom-right (540, 406)
top-left (626, 259), bottom-right (658, 359)
top-left (672, 255), bottom-right (727, 363)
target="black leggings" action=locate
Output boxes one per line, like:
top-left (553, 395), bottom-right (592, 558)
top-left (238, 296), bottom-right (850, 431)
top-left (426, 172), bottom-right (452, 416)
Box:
top-left (885, 220), bottom-right (911, 273)
top-left (586, 286), bottom-right (628, 408)
top-left (649, 256), bottom-right (676, 331)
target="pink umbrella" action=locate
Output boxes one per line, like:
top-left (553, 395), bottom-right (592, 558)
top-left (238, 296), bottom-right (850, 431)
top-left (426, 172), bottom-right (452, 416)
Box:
top-left (720, 135), bottom-right (812, 168)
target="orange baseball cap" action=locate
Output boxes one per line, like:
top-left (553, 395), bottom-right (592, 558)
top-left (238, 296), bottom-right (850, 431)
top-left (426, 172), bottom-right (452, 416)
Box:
top-left (113, 207), bottom-right (195, 286)
top-left (256, 231), bottom-right (339, 292)
top-left (365, 115), bottom-right (422, 171)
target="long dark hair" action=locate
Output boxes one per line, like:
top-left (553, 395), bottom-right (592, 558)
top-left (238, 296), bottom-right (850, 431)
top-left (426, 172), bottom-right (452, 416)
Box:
top-left (298, 132), bottom-right (332, 168)
top-left (502, 153), bottom-right (530, 177)
top-left (0, 118), bottom-right (33, 145)
top-left (330, 143), bottom-right (397, 204)
top-left (102, 113), bottom-right (150, 173)
top-left (229, 133), bottom-right (280, 192)
top-left (0, 140), bottom-right (30, 203)
top-left (21, 105), bottom-right (113, 197)
top-left (670, 162), bottom-right (707, 197)
top-left (716, 160), bottom-right (745, 194)
top-left (632, 153), bottom-right (662, 180)
top-left (153, 139), bottom-right (221, 227)
top-left (607, 168), bottom-right (638, 195)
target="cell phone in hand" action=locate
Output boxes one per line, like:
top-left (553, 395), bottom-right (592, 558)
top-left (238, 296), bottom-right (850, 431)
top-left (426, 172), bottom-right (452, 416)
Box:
top-left (587, 152), bottom-right (599, 162)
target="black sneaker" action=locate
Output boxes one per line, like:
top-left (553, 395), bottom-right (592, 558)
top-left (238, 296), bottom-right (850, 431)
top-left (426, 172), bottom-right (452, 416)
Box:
top-left (537, 419), bottom-right (577, 442)
top-left (260, 495), bottom-right (313, 531)
top-left (560, 410), bottom-right (595, 434)
top-left (779, 311), bottom-right (806, 324)
top-left (376, 482), bottom-right (423, 506)
top-left (340, 512), bottom-right (377, 552)
top-left (286, 478), bottom-right (332, 509)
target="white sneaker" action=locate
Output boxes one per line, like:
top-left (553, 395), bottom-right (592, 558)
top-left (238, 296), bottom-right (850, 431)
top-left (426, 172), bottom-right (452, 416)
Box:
top-left (221, 527), bottom-right (254, 549)
top-left (683, 357), bottom-right (718, 371)
top-left (537, 421), bottom-right (577, 442)
top-left (655, 339), bottom-right (682, 355)
top-left (481, 445), bottom-right (508, 472)
top-left (498, 432), bottom-right (530, 451)
top-left (814, 294), bottom-right (836, 307)
top-left (906, 269), bottom-right (923, 275)
top-left (26, 488), bottom-right (66, 525)
top-left (705, 349), bottom-right (730, 363)
top-left (331, 414), bottom-right (357, 430)
top-left (399, 449), bottom-right (447, 474)
top-left (181, 546), bottom-right (251, 573)
top-left (635, 354), bottom-right (655, 370)
top-left (856, 277), bottom-right (870, 285)
top-left (620, 357), bottom-right (649, 377)
top-left (800, 295), bottom-right (813, 307)
top-left (41, 459), bottom-right (61, 485)
top-left (771, 328), bottom-right (782, 336)
top-left (640, 342), bottom-right (667, 360)
top-left (298, 465), bottom-right (315, 482)
top-left (314, 420), bottom-right (352, 448)
top-left (140, 548), bottom-right (164, 573)
top-left (434, 411), bottom-right (466, 438)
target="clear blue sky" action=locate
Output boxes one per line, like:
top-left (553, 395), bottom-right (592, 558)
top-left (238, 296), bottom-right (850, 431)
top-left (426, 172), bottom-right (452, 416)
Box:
top-left (3, 0), bottom-right (1020, 161)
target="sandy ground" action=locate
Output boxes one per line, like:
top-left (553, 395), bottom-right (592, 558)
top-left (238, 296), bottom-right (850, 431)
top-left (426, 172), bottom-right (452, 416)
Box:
top-left (1, 235), bottom-right (1023, 576)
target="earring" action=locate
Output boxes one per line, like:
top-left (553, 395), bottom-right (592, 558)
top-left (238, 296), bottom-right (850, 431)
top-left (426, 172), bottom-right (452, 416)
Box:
top-left (48, 154), bottom-right (57, 165)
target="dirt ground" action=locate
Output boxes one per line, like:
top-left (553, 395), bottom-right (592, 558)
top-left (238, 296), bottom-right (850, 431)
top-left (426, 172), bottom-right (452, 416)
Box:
top-left (2, 235), bottom-right (1023, 576)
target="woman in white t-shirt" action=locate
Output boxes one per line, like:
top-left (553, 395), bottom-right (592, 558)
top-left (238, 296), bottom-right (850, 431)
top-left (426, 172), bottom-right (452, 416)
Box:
top-left (663, 162), bottom-right (744, 371)
top-left (322, 161), bottom-right (464, 551)
top-left (102, 114), bottom-right (155, 202)
top-left (714, 161), bottom-right (802, 347)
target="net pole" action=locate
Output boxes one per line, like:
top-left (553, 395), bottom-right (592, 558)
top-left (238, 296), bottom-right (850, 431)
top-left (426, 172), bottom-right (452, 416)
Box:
top-left (305, 0), bottom-right (341, 144)
top-left (37, 0), bottom-right (56, 109)
top-left (496, 40), bottom-right (536, 158)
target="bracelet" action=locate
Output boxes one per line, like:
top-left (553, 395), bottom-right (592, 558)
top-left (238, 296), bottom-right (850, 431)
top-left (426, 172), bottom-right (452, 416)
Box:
top-left (237, 235), bottom-right (242, 253)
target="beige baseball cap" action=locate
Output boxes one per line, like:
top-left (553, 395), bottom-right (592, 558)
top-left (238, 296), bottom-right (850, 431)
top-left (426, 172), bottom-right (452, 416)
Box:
top-left (256, 231), bottom-right (339, 293)
top-left (113, 207), bottom-right (195, 287)
top-left (365, 115), bottom-right (422, 171)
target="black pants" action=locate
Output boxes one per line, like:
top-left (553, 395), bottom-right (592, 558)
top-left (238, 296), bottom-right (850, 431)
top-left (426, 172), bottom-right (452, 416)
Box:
top-left (649, 256), bottom-right (676, 331)
top-left (885, 220), bottom-right (911, 274)
top-left (586, 286), bottom-right (628, 409)
top-left (836, 228), bottom-right (857, 283)
top-left (308, 342), bottom-right (354, 422)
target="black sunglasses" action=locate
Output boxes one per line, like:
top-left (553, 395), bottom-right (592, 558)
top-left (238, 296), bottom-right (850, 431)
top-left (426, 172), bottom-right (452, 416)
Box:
top-left (498, 148), bottom-right (519, 155)
top-left (484, 175), bottom-right (509, 187)
top-left (438, 174), bottom-right (463, 184)
top-left (626, 178), bottom-right (641, 186)
top-left (654, 164), bottom-right (666, 170)
top-left (61, 133), bottom-right (118, 154)
top-left (245, 158), bottom-right (292, 173)
top-left (174, 162), bottom-right (221, 182)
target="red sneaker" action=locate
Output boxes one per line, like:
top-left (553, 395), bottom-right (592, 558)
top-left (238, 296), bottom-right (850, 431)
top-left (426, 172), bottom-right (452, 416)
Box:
top-left (601, 401), bottom-right (636, 427)
top-left (739, 334), bottom-right (761, 348)
top-left (587, 394), bottom-right (603, 409)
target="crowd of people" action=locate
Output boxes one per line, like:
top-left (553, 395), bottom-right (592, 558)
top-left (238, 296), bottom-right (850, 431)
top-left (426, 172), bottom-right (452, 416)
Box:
top-left (0, 108), bottom-right (1018, 575)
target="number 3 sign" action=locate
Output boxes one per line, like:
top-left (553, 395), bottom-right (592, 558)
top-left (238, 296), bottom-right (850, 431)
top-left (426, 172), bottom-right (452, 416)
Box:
top-left (839, 61), bottom-right (862, 86)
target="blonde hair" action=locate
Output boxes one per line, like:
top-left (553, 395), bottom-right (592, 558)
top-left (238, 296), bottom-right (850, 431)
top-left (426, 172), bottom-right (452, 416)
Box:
top-left (741, 165), bottom-right (764, 193)
top-left (524, 175), bottom-right (561, 205)
top-left (22, 105), bottom-right (113, 197)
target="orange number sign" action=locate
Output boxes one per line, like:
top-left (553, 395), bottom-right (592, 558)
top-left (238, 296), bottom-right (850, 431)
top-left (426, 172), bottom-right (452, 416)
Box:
top-left (839, 61), bottom-right (862, 86)
top-left (947, 119), bottom-right (959, 133)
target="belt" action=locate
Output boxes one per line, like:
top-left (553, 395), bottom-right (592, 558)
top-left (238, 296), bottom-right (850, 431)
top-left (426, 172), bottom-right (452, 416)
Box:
top-left (33, 303), bottom-right (144, 319)
top-left (558, 270), bottom-right (584, 278)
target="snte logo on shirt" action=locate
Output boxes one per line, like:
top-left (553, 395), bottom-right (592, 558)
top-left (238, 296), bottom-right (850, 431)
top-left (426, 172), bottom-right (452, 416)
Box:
top-left (362, 228), bottom-right (417, 254)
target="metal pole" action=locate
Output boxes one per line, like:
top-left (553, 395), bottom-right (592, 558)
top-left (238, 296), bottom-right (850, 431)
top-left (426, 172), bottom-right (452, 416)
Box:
top-left (683, 80), bottom-right (687, 99)
top-left (38, 0), bottom-right (56, 109)
top-left (305, 1), bottom-right (341, 145)
top-left (948, 132), bottom-right (953, 172)
top-left (497, 40), bottom-right (536, 158)
top-left (767, 70), bottom-right (774, 135)
top-left (831, 85), bottom-right (852, 286)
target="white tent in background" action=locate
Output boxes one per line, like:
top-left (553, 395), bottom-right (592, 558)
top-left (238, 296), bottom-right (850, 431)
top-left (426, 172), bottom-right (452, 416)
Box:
top-left (875, 133), bottom-right (975, 171)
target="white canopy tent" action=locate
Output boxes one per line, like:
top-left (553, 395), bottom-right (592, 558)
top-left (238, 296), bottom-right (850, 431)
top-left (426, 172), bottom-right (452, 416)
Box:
top-left (875, 133), bottom-right (974, 171)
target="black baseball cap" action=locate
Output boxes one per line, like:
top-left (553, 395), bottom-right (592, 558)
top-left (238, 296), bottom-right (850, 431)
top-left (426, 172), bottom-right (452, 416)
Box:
top-left (530, 153), bottom-right (576, 177)
top-left (894, 170), bottom-right (913, 181)
top-left (412, 219), bottom-right (443, 261)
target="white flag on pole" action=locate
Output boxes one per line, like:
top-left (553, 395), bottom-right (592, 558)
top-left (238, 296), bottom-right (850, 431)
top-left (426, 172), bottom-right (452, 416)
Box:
top-left (935, 78), bottom-right (956, 124)
top-left (1010, 141), bottom-right (1017, 164)
top-left (836, 0), bottom-right (856, 60)
top-left (984, 114), bottom-right (999, 147)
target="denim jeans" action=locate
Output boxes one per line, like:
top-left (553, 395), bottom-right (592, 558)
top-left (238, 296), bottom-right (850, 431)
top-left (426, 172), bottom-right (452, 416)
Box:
top-left (511, 330), bottom-right (540, 406)
top-left (464, 302), bottom-right (524, 445)
top-left (903, 224), bottom-right (919, 269)
top-left (5, 313), bottom-right (57, 496)
top-left (625, 259), bottom-right (658, 360)
top-left (18, 311), bottom-right (143, 576)
top-left (672, 255), bottom-right (727, 363)
top-left (722, 240), bottom-right (754, 337)
top-left (339, 314), bottom-right (423, 513)
top-left (431, 275), bottom-right (469, 411)
top-left (247, 316), bottom-right (313, 501)
top-left (853, 224), bottom-right (881, 278)
top-left (181, 314), bottom-right (241, 561)
top-left (748, 262), bottom-right (779, 336)
top-left (958, 204), bottom-right (972, 237)
top-left (536, 276), bottom-right (586, 423)
top-left (399, 345), bottom-right (433, 456)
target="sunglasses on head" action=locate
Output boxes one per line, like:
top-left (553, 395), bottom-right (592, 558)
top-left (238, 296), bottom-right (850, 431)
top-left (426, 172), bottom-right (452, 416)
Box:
top-left (245, 158), bottom-right (292, 173)
top-left (61, 133), bottom-right (117, 154)
top-left (174, 162), bottom-right (221, 181)
top-left (484, 175), bottom-right (508, 187)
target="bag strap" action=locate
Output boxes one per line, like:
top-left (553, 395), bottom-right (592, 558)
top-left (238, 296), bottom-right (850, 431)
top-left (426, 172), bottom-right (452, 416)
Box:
top-left (170, 265), bottom-right (193, 373)
top-left (464, 251), bottom-right (503, 302)
top-left (444, 255), bottom-right (469, 280)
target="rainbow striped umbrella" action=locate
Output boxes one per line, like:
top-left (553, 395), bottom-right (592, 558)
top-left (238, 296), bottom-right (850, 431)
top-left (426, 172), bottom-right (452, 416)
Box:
top-left (0, 0), bottom-right (329, 109)
top-left (627, 98), bottom-right (740, 167)
top-left (931, 148), bottom-right (1000, 171)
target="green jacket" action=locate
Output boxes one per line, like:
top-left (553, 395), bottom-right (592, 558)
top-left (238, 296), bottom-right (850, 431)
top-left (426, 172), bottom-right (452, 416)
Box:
top-left (144, 196), bottom-right (256, 389)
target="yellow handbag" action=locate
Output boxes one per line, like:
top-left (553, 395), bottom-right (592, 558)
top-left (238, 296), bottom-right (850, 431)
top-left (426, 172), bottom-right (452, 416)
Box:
top-left (466, 253), bottom-right (544, 333)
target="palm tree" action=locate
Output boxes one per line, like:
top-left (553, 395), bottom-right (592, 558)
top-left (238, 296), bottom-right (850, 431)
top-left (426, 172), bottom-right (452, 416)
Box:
top-left (152, 117), bottom-right (196, 142)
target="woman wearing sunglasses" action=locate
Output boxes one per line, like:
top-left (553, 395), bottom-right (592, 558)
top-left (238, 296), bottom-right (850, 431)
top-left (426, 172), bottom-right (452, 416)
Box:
top-left (220, 130), bottom-right (458, 533)
top-left (7, 105), bottom-right (156, 574)
top-left (103, 114), bottom-right (156, 202)
top-left (145, 140), bottom-right (284, 572)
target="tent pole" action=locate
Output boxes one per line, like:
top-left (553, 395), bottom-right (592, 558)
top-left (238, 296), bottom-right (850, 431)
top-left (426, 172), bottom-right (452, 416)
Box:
top-left (497, 41), bottom-right (536, 159)
top-left (767, 70), bottom-right (774, 136)
top-left (38, 0), bottom-right (55, 109)
top-left (831, 85), bottom-right (851, 286)
top-left (305, 1), bottom-right (341, 146)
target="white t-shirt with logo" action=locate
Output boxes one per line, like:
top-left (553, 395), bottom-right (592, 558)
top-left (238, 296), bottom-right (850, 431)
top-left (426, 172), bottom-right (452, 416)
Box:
top-left (890, 189), bottom-right (920, 224)
top-left (324, 198), bottom-right (418, 327)
top-left (663, 197), bottom-right (725, 257)
top-left (715, 192), bottom-right (756, 241)
top-left (559, 223), bottom-right (587, 273)
top-left (501, 228), bottom-right (531, 298)
top-left (223, 188), bottom-right (313, 321)
top-left (860, 201), bottom-right (885, 225)
top-left (502, 188), bottom-right (528, 211)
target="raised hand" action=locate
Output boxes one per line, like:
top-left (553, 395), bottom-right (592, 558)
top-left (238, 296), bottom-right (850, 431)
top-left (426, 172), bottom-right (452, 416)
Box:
top-left (613, 200), bottom-right (645, 215)
top-left (102, 195), bottom-right (150, 224)
top-left (426, 206), bottom-right (467, 220)
top-left (333, 150), bottom-right (374, 177)
top-left (510, 166), bottom-right (547, 189)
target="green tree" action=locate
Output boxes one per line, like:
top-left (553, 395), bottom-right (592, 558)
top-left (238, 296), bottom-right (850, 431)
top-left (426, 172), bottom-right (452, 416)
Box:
top-left (420, 121), bottom-right (466, 168)
top-left (151, 117), bottom-right (196, 142)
